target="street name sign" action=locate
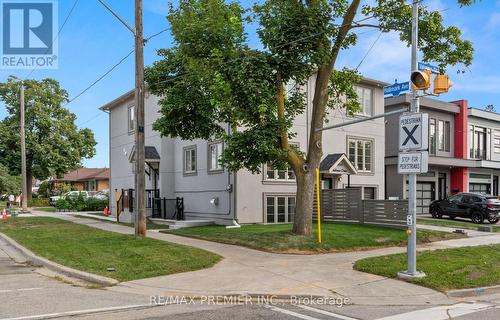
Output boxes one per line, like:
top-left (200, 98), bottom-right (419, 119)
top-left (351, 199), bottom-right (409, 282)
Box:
top-left (384, 82), bottom-right (410, 97)
top-left (418, 62), bottom-right (439, 74)
top-left (398, 151), bottom-right (429, 174)
top-left (399, 113), bottom-right (429, 151)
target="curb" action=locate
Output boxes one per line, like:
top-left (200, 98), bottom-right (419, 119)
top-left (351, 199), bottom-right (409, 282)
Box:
top-left (0, 232), bottom-right (119, 287)
top-left (447, 285), bottom-right (500, 298)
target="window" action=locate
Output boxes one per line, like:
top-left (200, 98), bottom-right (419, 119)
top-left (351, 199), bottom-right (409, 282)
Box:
top-left (355, 86), bottom-right (373, 116)
top-left (347, 138), bottom-right (373, 172)
top-left (265, 195), bottom-right (295, 224)
top-left (265, 163), bottom-right (295, 181)
top-left (471, 126), bottom-right (487, 159)
top-left (363, 187), bottom-right (376, 200)
top-left (208, 141), bottom-right (223, 172)
top-left (128, 105), bottom-right (135, 133)
top-left (438, 120), bottom-right (450, 152)
top-left (429, 118), bottom-right (436, 155)
top-left (183, 146), bottom-right (197, 175)
top-left (264, 143), bottom-right (298, 181)
top-left (495, 130), bottom-right (500, 154)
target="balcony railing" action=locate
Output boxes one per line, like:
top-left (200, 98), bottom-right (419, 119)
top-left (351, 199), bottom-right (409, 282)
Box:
top-left (470, 148), bottom-right (487, 160)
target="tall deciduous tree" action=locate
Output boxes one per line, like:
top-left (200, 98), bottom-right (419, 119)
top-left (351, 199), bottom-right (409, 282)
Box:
top-left (146, 0), bottom-right (476, 235)
top-left (0, 76), bottom-right (96, 202)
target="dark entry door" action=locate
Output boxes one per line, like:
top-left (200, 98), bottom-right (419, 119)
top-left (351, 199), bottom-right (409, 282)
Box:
top-left (438, 173), bottom-right (447, 200)
top-left (494, 176), bottom-right (498, 196)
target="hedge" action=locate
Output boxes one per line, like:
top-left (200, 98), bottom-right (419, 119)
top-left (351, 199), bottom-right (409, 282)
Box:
top-left (55, 195), bottom-right (107, 212)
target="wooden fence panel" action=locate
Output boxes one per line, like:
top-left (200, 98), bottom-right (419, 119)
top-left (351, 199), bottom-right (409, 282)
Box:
top-left (314, 188), bottom-right (407, 228)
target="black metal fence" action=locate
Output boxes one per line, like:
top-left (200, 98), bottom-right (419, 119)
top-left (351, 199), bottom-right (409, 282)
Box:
top-left (152, 197), bottom-right (184, 220)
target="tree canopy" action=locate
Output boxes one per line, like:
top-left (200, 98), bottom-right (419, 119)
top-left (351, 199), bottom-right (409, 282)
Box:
top-left (146, 0), bottom-right (477, 235)
top-left (0, 76), bottom-right (96, 200)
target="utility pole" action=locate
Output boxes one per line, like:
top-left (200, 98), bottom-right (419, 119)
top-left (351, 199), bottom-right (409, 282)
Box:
top-left (97, 0), bottom-right (146, 236)
top-left (134, 0), bottom-right (146, 236)
top-left (20, 85), bottom-right (29, 213)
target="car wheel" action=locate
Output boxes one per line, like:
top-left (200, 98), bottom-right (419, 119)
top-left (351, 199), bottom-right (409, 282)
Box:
top-left (449, 215), bottom-right (456, 220)
top-left (431, 207), bottom-right (443, 219)
top-left (471, 212), bottom-right (484, 224)
top-left (487, 217), bottom-right (499, 224)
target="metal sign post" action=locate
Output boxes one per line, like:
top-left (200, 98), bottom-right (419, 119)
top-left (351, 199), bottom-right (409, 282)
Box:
top-left (397, 0), bottom-right (426, 280)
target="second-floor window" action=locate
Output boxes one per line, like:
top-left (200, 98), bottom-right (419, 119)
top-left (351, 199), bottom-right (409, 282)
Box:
top-left (429, 118), bottom-right (436, 155)
top-left (470, 126), bottom-right (488, 160)
top-left (265, 163), bottom-right (296, 181)
top-left (347, 138), bottom-right (373, 173)
top-left (495, 130), bottom-right (500, 154)
top-left (128, 105), bottom-right (135, 133)
top-left (355, 86), bottom-right (373, 116)
top-left (438, 120), bottom-right (450, 152)
top-left (208, 141), bottom-right (223, 172)
top-left (184, 146), bottom-right (197, 175)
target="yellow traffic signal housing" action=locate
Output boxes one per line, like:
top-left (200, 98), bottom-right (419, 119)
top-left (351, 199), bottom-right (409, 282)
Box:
top-left (410, 69), bottom-right (432, 91)
top-left (433, 74), bottom-right (453, 95)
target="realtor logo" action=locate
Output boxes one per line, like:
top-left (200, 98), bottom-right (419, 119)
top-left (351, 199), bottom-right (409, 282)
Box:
top-left (1, 0), bottom-right (58, 69)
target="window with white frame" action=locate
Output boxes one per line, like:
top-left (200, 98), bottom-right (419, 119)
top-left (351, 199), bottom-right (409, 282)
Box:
top-left (264, 163), bottom-right (296, 181)
top-left (438, 120), bottom-right (451, 152)
top-left (265, 195), bottom-right (295, 224)
top-left (183, 146), bottom-right (197, 175)
top-left (208, 141), bottom-right (223, 172)
top-left (354, 86), bottom-right (373, 116)
top-left (128, 105), bottom-right (135, 133)
top-left (494, 130), bottom-right (500, 154)
top-left (347, 137), bottom-right (373, 172)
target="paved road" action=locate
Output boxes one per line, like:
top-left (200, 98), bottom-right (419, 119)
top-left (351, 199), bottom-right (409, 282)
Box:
top-left (2, 246), bottom-right (500, 320)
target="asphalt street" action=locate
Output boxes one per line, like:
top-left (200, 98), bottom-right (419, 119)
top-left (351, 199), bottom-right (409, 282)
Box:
top-left (1, 247), bottom-right (500, 320)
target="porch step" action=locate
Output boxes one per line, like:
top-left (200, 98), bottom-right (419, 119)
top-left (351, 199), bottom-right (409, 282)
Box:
top-left (148, 218), bottom-right (215, 229)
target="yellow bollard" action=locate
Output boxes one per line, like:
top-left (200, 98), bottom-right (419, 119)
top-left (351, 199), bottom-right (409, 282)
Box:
top-left (316, 168), bottom-right (322, 243)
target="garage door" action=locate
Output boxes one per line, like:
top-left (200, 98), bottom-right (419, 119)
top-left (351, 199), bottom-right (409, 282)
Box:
top-left (407, 182), bottom-right (435, 214)
top-left (469, 183), bottom-right (491, 194)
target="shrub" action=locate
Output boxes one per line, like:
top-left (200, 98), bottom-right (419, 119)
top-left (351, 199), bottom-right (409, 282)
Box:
top-left (55, 196), bottom-right (107, 212)
top-left (55, 198), bottom-right (71, 211)
top-left (29, 198), bottom-right (49, 207)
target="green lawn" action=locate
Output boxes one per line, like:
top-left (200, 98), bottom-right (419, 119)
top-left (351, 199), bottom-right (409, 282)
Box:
top-left (354, 245), bottom-right (500, 291)
top-left (164, 223), bottom-right (462, 254)
top-left (418, 217), bottom-right (500, 232)
top-left (0, 217), bottom-right (221, 282)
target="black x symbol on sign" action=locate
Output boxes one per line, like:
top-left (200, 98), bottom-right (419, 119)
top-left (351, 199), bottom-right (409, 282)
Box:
top-left (402, 125), bottom-right (419, 146)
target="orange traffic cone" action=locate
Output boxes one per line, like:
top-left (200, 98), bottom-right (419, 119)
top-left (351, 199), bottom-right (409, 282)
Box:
top-left (1, 209), bottom-right (7, 221)
top-left (103, 207), bottom-right (109, 217)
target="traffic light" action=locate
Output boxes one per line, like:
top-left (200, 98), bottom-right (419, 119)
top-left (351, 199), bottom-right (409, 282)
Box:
top-left (433, 74), bottom-right (453, 95)
top-left (410, 69), bottom-right (432, 91)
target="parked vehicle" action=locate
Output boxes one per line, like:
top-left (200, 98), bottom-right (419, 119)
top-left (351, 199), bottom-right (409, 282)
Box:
top-left (49, 191), bottom-right (89, 206)
top-left (429, 192), bottom-right (500, 224)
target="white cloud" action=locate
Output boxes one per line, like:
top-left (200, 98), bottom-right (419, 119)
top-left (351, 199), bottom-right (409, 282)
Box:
top-left (488, 12), bottom-right (500, 28)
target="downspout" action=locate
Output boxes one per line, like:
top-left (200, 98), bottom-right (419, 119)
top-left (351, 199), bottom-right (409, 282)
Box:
top-left (226, 122), bottom-right (240, 229)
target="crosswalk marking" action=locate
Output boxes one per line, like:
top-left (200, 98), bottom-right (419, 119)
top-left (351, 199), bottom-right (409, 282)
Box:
top-left (0, 287), bottom-right (43, 293)
top-left (375, 303), bottom-right (495, 320)
top-left (265, 305), bottom-right (321, 320)
top-left (297, 305), bottom-right (360, 320)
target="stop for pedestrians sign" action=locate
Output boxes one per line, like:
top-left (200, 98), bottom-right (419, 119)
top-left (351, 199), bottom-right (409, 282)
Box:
top-left (399, 113), bottom-right (429, 151)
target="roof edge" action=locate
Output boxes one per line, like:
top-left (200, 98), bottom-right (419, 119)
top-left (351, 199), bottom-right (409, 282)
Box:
top-left (99, 89), bottom-right (135, 112)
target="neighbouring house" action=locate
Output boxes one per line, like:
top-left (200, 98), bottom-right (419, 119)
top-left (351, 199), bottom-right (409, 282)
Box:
top-left (50, 168), bottom-right (110, 192)
top-left (101, 76), bottom-right (387, 225)
top-left (385, 95), bottom-right (500, 214)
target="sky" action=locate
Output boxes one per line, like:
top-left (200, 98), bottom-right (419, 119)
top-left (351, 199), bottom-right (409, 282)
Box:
top-left (0, 0), bottom-right (498, 168)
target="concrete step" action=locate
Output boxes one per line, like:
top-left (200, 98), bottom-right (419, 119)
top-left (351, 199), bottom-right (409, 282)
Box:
top-left (148, 218), bottom-right (215, 229)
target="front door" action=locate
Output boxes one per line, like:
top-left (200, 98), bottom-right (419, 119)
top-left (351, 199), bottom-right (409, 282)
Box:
top-left (438, 173), bottom-right (447, 200)
top-left (494, 176), bottom-right (499, 196)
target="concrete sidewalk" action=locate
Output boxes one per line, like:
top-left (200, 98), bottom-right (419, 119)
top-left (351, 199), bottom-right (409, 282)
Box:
top-left (30, 211), bottom-right (500, 306)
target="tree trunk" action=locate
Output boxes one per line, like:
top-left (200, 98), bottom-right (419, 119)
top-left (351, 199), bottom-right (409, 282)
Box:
top-left (26, 170), bottom-right (33, 204)
top-left (292, 171), bottom-right (315, 235)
